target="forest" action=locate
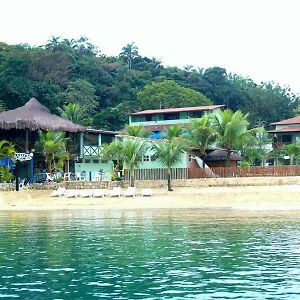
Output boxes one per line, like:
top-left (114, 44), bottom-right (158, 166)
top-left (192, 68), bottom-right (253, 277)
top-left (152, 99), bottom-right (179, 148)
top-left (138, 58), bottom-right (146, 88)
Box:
top-left (0, 37), bottom-right (299, 131)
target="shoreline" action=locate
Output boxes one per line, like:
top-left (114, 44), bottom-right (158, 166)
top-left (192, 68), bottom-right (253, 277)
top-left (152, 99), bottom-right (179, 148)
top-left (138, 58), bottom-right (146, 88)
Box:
top-left (0, 184), bottom-right (300, 212)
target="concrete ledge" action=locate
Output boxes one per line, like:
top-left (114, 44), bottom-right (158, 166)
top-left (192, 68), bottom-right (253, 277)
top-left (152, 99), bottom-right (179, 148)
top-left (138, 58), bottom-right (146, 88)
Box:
top-left (1, 176), bottom-right (299, 191)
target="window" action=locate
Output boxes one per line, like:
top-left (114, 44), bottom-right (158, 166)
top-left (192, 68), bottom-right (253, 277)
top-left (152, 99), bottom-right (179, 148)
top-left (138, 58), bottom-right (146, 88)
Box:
top-left (163, 113), bottom-right (179, 120)
top-left (189, 111), bottom-right (203, 118)
top-left (142, 155), bottom-right (150, 162)
top-left (84, 159), bottom-right (91, 163)
top-left (282, 135), bottom-right (292, 143)
top-left (93, 159), bottom-right (99, 164)
top-left (150, 155), bottom-right (156, 161)
top-left (84, 133), bottom-right (98, 146)
top-left (101, 134), bottom-right (113, 144)
top-left (188, 155), bottom-right (193, 162)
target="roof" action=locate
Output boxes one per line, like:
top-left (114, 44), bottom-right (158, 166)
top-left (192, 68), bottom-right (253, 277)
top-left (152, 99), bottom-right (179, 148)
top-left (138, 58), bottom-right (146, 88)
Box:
top-left (131, 105), bottom-right (225, 116)
top-left (204, 149), bottom-right (242, 161)
top-left (268, 126), bottom-right (300, 134)
top-left (85, 128), bottom-right (118, 135)
top-left (0, 98), bottom-right (85, 132)
top-left (271, 115), bottom-right (300, 126)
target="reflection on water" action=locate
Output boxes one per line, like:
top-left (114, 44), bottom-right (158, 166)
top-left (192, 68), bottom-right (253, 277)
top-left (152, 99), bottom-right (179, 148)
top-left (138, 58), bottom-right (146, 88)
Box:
top-left (0, 210), bottom-right (300, 299)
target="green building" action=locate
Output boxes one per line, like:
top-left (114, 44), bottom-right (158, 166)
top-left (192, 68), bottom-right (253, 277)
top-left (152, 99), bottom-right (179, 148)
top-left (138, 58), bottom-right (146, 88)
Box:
top-left (75, 129), bottom-right (116, 181)
top-left (128, 105), bottom-right (224, 169)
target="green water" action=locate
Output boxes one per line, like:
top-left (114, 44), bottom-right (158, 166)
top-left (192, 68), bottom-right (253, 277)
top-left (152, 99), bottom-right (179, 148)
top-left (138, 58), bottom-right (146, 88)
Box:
top-left (1, 210), bottom-right (300, 299)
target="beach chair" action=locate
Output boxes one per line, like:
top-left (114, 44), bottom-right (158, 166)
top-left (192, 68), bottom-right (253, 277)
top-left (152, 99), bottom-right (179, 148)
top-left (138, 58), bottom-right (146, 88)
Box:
top-left (142, 188), bottom-right (152, 197)
top-left (110, 187), bottom-right (121, 197)
top-left (79, 189), bottom-right (93, 198)
top-left (93, 189), bottom-right (107, 198)
top-left (124, 187), bottom-right (137, 197)
top-left (66, 189), bottom-right (79, 198)
top-left (50, 187), bottom-right (66, 197)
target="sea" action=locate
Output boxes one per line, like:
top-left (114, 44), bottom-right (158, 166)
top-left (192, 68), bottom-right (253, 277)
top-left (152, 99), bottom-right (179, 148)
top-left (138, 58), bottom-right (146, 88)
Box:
top-left (0, 209), bottom-right (300, 299)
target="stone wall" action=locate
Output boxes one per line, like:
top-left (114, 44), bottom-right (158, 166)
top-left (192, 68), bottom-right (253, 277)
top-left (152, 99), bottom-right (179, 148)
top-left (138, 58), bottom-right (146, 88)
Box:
top-left (1, 176), bottom-right (299, 191)
top-left (131, 176), bottom-right (300, 188)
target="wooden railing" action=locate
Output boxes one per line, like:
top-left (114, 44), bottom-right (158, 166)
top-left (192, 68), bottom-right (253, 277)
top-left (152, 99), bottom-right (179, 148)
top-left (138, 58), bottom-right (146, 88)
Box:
top-left (124, 166), bottom-right (300, 181)
top-left (124, 168), bottom-right (188, 180)
top-left (188, 166), bottom-right (300, 178)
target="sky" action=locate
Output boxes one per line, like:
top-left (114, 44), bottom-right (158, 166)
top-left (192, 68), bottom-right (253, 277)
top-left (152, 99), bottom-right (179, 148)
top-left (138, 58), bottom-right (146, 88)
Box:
top-left (1, 0), bottom-right (300, 94)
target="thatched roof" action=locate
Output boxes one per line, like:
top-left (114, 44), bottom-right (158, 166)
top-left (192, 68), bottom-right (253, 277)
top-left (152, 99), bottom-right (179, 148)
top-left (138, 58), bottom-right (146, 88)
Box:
top-left (204, 149), bottom-right (241, 161)
top-left (0, 98), bottom-right (85, 132)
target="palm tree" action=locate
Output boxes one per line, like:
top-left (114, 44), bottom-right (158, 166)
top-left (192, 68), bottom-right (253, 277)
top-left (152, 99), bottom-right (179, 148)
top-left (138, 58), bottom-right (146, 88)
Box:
top-left (57, 103), bottom-right (90, 125)
top-left (124, 125), bottom-right (150, 138)
top-left (36, 131), bottom-right (69, 172)
top-left (0, 140), bottom-right (16, 159)
top-left (100, 139), bottom-right (124, 171)
top-left (187, 114), bottom-right (218, 158)
top-left (122, 139), bottom-right (148, 187)
top-left (151, 126), bottom-right (187, 191)
top-left (285, 144), bottom-right (300, 165)
top-left (120, 42), bottom-right (139, 69)
top-left (101, 138), bottom-right (148, 186)
top-left (211, 109), bottom-right (257, 167)
top-left (0, 140), bottom-right (16, 183)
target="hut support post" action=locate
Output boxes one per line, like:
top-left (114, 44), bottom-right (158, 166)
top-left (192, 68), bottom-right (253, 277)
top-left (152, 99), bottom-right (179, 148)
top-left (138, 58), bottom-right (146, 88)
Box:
top-left (29, 156), bottom-right (34, 184)
top-left (25, 129), bottom-right (29, 152)
top-left (15, 161), bottom-right (20, 191)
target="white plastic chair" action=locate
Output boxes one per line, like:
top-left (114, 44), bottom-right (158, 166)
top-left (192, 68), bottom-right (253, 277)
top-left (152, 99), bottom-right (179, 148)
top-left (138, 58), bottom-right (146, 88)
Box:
top-left (79, 190), bottom-right (93, 198)
top-left (142, 188), bottom-right (152, 197)
top-left (124, 187), bottom-right (137, 197)
top-left (66, 189), bottom-right (79, 198)
top-left (51, 187), bottom-right (66, 197)
top-left (93, 189), bottom-right (107, 198)
top-left (110, 187), bottom-right (121, 197)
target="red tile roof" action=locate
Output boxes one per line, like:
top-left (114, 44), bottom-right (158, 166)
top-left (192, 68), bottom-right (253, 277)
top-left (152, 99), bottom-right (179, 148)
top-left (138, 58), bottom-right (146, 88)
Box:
top-left (271, 115), bottom-right (300, 125)
top-left (131, 105), bottom-right (225, 116)
top-left (268, 126), bottom-right (300, 133)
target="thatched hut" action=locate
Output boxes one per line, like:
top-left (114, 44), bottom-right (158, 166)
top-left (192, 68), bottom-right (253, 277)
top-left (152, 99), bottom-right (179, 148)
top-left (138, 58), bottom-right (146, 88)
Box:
top-left (0, 98), bottom-right (86, 182)
top-left (0, 98), bottom-right (85, 132)
top-left (0, 98), bottom-right (85, 151)
top-left (203, 149), bottom-right (241, 167)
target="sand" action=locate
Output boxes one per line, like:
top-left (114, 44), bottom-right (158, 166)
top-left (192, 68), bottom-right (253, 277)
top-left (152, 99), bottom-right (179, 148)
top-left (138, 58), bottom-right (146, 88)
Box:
top-left (0, 185), bottom-right (299, 211)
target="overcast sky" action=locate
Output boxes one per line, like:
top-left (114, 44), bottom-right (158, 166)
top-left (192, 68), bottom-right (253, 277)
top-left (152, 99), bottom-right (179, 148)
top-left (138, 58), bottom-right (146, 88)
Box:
top-left (1, 0), bottom-right (300, 94)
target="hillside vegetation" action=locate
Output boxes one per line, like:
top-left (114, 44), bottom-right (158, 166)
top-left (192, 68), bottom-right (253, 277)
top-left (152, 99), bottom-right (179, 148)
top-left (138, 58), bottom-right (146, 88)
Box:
top-left (0, 38), bottom-right (299, 130)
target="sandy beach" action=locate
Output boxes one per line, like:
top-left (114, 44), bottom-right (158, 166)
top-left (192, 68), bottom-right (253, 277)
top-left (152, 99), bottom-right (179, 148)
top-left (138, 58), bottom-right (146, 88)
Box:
top-left (0, 185), bottom-right (299, 211)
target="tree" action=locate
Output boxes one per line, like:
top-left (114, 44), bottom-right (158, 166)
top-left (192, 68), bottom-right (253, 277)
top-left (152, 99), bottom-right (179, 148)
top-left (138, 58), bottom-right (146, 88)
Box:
top-left (122, 139), bottom-right (148, 187)
top-left (100, 138), bottom-right (148, 186)
top-left (120, 42), bottom-right (139, 70)
top-left (187, 114), bottom-right (218, 157)
top-left (0, 140), bottom-right (16, 159)
top-left (36, 131), bottom-right (68, 172)
top-left (241, 131), bottom-right (271, 166)
top-left (137, 80), bottom-right (212, 110)
top-left (285, 144), bottom-right (300, 165)
top-left (151, 126), bottom-right (187, 191)
top-left (124, 125), bottom-right (150, 138)
top-left (100, 139), bottom-right (124, 170)
top-left (211, 109), bottom-right (258, 166)
top-left (59, 79), bottom-right (98, 114)
top-left (0, 140), bottom-right (16, 183)
top-left (57, 103), bottom-right (91, 125)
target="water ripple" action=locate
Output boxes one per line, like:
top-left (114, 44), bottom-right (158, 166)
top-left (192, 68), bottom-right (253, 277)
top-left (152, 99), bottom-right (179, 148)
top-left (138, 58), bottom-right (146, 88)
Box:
top-left (0, 210), bottom-right (300, 299)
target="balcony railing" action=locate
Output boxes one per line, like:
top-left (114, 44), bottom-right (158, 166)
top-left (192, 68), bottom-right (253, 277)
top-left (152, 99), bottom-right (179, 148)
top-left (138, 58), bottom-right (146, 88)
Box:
top-left (83, 146), bottom-right (101, 157)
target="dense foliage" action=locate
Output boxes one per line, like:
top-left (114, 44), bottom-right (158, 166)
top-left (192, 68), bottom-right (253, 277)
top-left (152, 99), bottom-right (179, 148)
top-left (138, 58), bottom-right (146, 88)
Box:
top-left (0, 38), bottom-right (299, 131)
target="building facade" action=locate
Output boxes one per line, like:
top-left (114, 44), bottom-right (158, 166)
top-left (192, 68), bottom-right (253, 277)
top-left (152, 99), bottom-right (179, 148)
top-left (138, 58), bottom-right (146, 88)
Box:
top-left (128, 105), bottom-right (225, 169)
top-left (269, 115), bottom-right (300, 149)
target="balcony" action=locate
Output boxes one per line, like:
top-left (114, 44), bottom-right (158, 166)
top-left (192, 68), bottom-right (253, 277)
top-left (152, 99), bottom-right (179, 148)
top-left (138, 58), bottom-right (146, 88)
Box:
top-left (83, 146), bottom-right (101, 157)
